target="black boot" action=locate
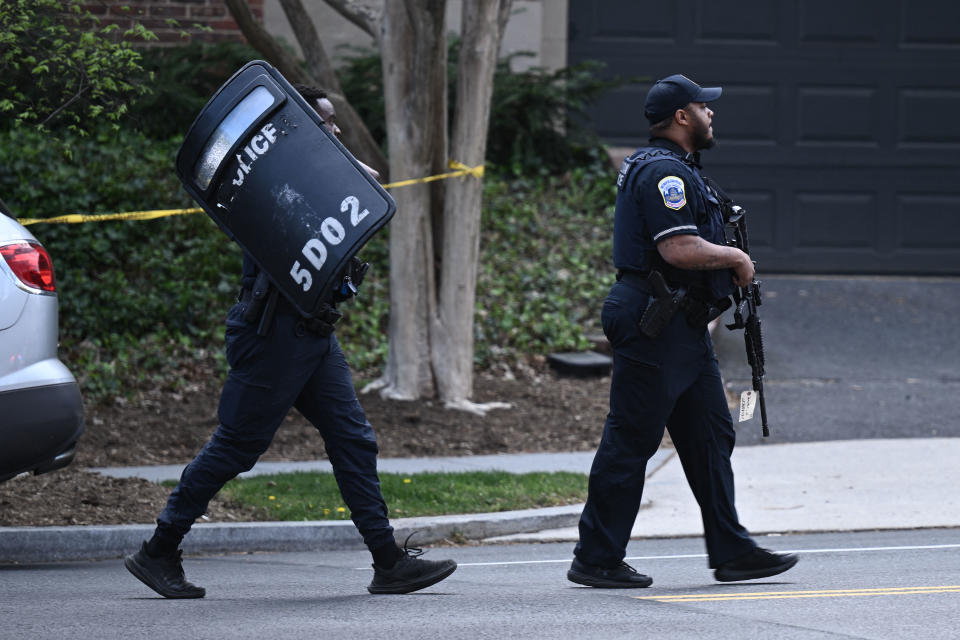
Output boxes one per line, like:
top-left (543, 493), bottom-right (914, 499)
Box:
top-left (124, 542), bottom-right (206, 599)
top-left (714, 547), bottom-right (798, 582)
top-left (367, 535), bottom-right (457, 594)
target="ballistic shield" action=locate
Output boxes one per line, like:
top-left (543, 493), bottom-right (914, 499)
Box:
top-left (175, 60), bottom-right (395, 317)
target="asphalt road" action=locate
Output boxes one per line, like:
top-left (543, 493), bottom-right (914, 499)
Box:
top-left (713, 275), bottom-right (960, 445)
top-left (3, 528), bottom-right (959, 640)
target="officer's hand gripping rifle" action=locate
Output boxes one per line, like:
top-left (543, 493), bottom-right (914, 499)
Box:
top-left (724, 205), bottom-right (769, 437)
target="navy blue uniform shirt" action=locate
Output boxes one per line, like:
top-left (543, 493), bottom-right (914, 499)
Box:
top-left (613, 138), bottom-right (733, 300)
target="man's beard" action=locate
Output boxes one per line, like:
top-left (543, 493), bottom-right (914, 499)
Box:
top-left (693, 121), bottom-right (716, 150)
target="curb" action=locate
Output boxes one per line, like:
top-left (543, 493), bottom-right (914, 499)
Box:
top-left (0, 504), bottom-right (584, 564)
top-left (5, 450), bottom-right (678, 564)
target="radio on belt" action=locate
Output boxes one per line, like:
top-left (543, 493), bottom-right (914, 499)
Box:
top-left (175, 60), bottom-right (395, 317)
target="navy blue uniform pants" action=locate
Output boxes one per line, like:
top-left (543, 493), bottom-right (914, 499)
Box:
top-left (575, 281), bottom-right (755, 568)
top-left (156, 301), bottom-right (395, 552)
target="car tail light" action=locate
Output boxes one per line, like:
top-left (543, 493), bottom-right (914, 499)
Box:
top-left (1, 242), bottom-right (57, 292)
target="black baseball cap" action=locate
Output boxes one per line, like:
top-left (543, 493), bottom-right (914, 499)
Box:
top-left (644, 74), bottom-right (722, 124)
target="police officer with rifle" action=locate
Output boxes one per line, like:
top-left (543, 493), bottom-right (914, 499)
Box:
top-left (567, 75), bottom-right (796, 589)
top-left (124, 76), bottom-right (456, 599)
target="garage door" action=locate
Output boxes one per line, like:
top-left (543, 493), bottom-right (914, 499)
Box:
top-left (569, 0), bottom-right (960, 274)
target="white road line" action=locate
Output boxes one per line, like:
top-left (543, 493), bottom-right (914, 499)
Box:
top-left (452, 543), bottom-right (960, 568)
top-left (779, 543), bottom-right (960, 555)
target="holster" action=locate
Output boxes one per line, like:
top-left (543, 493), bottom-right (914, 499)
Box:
top-left (638, 271), bottom-right (685, 338)
top-left (239, 271), bottom-right (280, 336)
top-left (241, 271), bottom-right (272, 325)
top-left (627, 270), bottom-right (732, 338)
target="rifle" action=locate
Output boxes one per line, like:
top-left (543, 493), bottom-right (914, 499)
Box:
top-left (724, 205), bottom-right (769, 437)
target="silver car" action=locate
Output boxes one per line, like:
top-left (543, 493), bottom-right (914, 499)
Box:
top-left (0, 197), bottom-right (84, 483)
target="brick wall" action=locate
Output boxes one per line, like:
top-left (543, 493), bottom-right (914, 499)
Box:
top-left (81, 0), bottom-right (263, 46)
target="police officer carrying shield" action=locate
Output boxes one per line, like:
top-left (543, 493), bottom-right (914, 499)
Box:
top-left (567, 75), bottom-right (797, 588)
top-left (124, 86), bottom-right (456, 599)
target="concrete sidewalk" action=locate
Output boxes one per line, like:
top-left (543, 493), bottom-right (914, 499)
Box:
top-left (488, 438), bottom-right (960, 543)
top-left (87, 450), bottom-right (618, 484)
top-left (3, 439), bottom-right (958, 563)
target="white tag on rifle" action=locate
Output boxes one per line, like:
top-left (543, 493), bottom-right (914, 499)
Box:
top-left (739, 390), bottom-right (757, 422)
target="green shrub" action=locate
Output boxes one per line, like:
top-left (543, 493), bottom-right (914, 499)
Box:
top-left (0, 0), bottom-right (154, 134)
top-left (485, 55), bottom-right (621, 176)
top-left (474, 168), bottom-right (617, 367)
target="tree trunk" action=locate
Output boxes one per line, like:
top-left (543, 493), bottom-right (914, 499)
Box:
top-left (372, 0), bottom-right (448, 400)
top-left (432, 0), bottom-right (513, 412)
top-left (277, 0), bottom-right (389, 179)
top-left (288, 0), bottom-right (511, 414)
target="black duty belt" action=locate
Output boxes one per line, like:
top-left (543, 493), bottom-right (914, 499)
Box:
top-left (617, 269), bottom-right (699, 300)
top-left (617, 269), bottom-right (692, 293)
top-left (238, 287), bottom-right (342, 337)
top-left (616, 269), bottom-right (728, 331)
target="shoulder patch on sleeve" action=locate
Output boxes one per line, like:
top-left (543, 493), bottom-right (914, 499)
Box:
top-left (657, 176), bottom-right (686, 210)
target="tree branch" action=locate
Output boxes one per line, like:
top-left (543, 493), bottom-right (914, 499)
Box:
top-left (40, 82), bottom-right (88, 128)
top-left (225, 0), bottom-right (388, 176)
top-left (496, 0), bottom-right (513, 36)
top-left (39, 58), bottom-right (93, 128)
top-left (322, 0), bottom-right (381, 41)
top-left (223, 0), bottom-right (314, 85)
top-left (280, 0), bottom-right (336, 79)
top-left (280, 0), bottom-right (388, 177)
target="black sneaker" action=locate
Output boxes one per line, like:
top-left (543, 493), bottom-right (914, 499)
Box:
top-left (567, 557), bottom-right (653, 588)
top-left (367, 536), bottom-right (457, 594)
top-left (714, 547), bottom-right (798, 582)
top-left (124, 542), bottom-right (206, 599)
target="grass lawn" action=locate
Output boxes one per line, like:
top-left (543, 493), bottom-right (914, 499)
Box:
top-left (217, 470), bottom-right (589, 521)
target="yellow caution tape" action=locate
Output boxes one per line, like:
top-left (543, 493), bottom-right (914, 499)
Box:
top-left (17, 207), bottom-right (201, 226)
top-left (381, 160), bottom-right (484, 189)
top-left (16, 161), bottom-right (485, 226)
